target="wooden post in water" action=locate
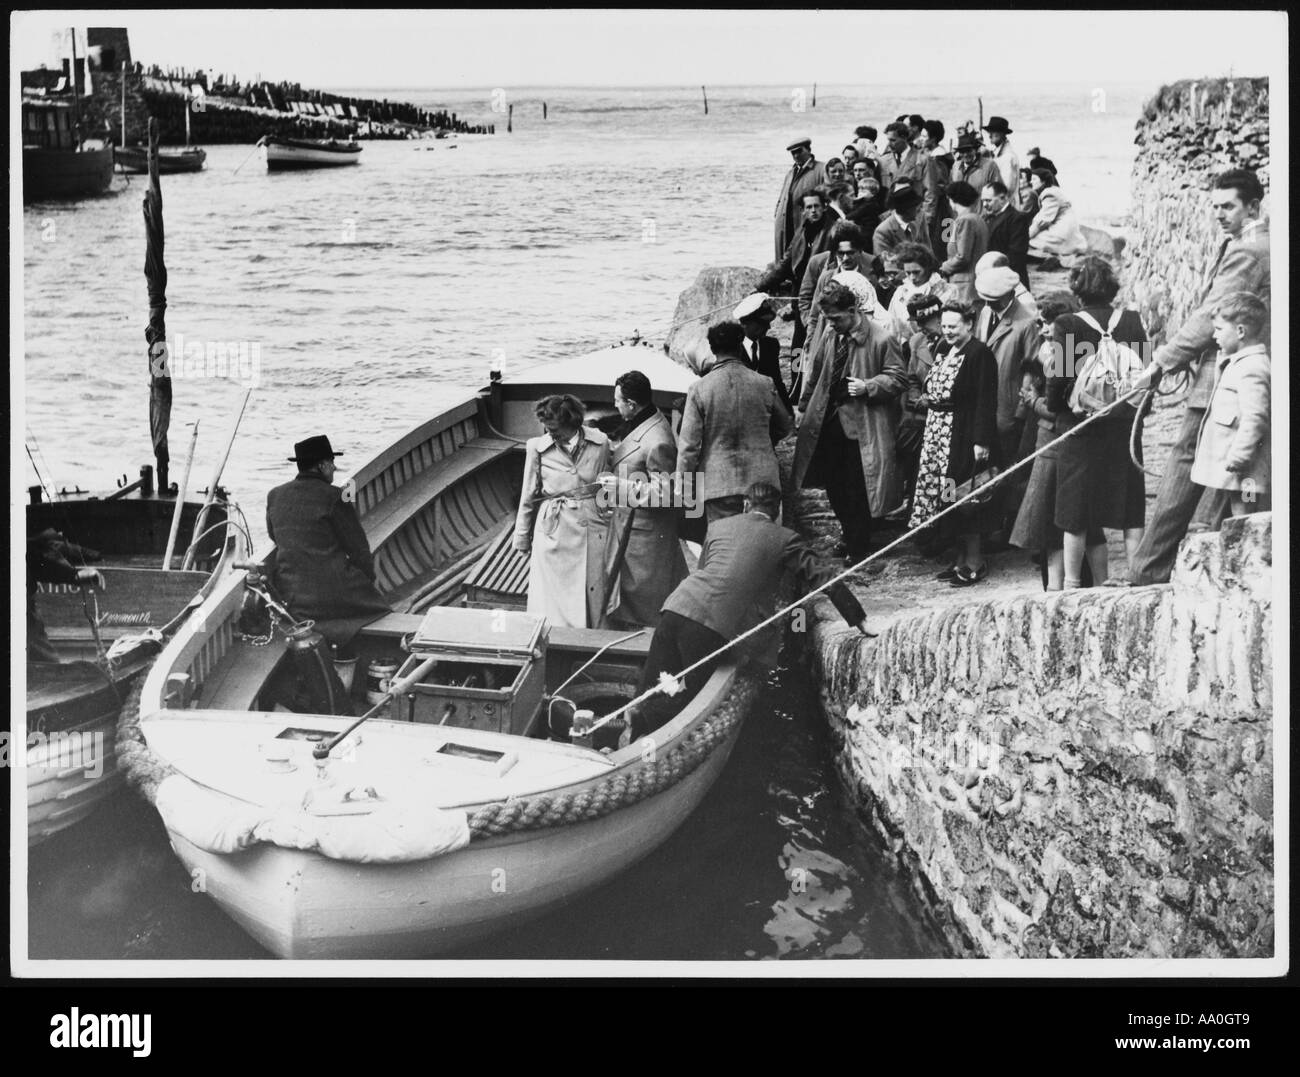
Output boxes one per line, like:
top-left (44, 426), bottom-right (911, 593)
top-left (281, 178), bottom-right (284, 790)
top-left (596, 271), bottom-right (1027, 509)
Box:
top-left (543, 101), bottom-right (548, 120)
top-left (812, 82), bottom-right (817, 108)
top-left (507, 102), bottom-right (513, 132)
top-left (978, 97), bottom-right (984, 133)
top-left (701, 86), bottom-right (708, 114)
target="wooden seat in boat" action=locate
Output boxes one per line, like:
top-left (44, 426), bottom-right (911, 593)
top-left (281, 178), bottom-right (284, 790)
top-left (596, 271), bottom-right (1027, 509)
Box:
top-left (193, 636), bottom-right (290, 712)
top-left (360, 435), bottom-right (518, 552)
top-left (463, 525), bottom-right (529, 609)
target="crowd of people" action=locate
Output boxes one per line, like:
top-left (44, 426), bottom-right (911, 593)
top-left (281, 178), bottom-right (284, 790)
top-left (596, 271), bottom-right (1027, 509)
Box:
top-left (493, 123), bottom-right (1271, 733)
top-left (192, 117), bottom-right (1269, 743)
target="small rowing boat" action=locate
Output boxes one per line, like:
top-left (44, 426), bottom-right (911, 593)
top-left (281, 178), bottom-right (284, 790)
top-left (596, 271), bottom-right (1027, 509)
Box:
top-left (259, 135), bottom-right (363, 170)
top-left (115, 145), bottom-right (207, 174)
top-left (121, 345), bottom-right (765, 958)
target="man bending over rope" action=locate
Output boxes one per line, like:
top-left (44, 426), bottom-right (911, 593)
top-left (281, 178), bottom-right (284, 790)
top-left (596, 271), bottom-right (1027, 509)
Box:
top-left (627, 481), bottom-right (866, 742)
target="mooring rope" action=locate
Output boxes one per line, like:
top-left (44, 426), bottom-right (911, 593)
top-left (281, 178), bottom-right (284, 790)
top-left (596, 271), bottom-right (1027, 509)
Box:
top-left (584, 381), bottom-right (1158, 738)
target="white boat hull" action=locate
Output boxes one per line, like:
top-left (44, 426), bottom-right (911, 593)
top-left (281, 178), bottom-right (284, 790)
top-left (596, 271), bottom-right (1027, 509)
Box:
top-left (27, 710), bottom-right (124, 846)
top-left (164, 722), bottom-right (740, 958)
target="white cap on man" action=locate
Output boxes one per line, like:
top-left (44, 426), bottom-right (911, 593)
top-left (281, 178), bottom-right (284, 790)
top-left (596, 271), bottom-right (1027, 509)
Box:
top-left (733, 292), bottom-right (772, 321)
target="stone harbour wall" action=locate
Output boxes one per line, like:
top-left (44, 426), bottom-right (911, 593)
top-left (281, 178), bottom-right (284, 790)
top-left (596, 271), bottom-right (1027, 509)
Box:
top-left (811, 513), bottom-right (1273, 958)
top-left (1119, 77), bottom-right (1270, 349)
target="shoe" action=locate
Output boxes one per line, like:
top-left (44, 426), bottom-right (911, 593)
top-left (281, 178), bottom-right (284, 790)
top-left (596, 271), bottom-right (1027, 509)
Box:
top-left (950, 563), bottom-right (989, 587)
top-left (883, 501), bottom-right (911, 522)
top-left (1101, 577), bottom-right (1132, 588)
top-left (935, 564), bottom-right (963, 582)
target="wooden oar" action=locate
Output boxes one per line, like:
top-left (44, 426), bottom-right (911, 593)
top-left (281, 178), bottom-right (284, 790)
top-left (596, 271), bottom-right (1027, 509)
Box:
top-left (162, 421), bottom-right (199, 570)
top-left (599, 505), bottom-right (637, 619)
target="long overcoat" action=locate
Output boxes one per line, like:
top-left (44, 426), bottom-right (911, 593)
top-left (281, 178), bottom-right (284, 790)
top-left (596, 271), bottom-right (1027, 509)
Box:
top-left (789, 316), bottom-right (908, 515)
top-left (604, 410), bottom-right (688, 627)
top-left (512, 428), bottom-right (612, 629)
top-left (774, 156), bottom-right (829, 260)
top-left (266, 472), bottom-right (391, 646)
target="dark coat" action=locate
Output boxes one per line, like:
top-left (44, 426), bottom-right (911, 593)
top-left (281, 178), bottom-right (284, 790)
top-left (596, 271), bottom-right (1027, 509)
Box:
top-left (983, 204), bottom-right (1031, 286)
top-left (928, 338), bottom-right (1001, 486)
top-left (266, 472), bottom-right (391, 646)
top-left (871, 212), bottom-right (923, 259)
top-left (744, 332), bottom-right (794, 413)
top-left (760, 214), bottom-right (833, 295)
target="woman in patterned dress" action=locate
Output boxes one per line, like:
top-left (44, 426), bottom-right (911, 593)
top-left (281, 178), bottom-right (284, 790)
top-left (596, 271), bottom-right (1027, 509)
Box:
top-left (908, 303), bottom-right (1000, 587)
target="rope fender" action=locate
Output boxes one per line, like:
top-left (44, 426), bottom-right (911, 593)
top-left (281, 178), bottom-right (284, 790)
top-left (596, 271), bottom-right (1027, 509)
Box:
top-left (115, 678), bottom-right (179, 805)
top-left (468, 673), bottom-right (759, 840)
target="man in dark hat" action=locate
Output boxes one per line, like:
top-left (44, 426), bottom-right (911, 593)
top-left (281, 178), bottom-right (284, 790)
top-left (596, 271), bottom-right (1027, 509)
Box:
top-left (981, 116), bottom-right (1021, 208)
top-left (872, 181), bottom-right (923, 258)
top-left (773, 136), bottom-right (828, 262)
top-left (951, 131), bottom-right (1002, 195)
top-left (265, 434), bottom-right (391, 651)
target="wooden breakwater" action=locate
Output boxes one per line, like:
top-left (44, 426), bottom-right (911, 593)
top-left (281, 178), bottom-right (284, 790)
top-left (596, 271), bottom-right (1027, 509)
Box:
top-left (76, 68), bottom-right (495, 145)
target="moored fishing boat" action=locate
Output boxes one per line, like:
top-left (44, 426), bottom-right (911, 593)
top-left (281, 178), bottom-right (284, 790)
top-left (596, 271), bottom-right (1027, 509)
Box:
top-left (120, 344), bottom-right (770, 958)
top-left (21, 98), bottom-right (115, 201)
top-left (259, 134), bottom-right (363, 170)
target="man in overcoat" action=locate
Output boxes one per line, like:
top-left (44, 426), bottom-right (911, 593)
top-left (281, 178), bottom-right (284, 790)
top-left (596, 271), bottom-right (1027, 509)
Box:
top-left (789, 280), bottom-right (907, 562)
top-left (774, 136), bottom-right (829, 262)
top-left (598, 371), bottom-right (687, 628)
top-left (676, 320), bottom-right (793, 529)
top-left (266, 435), bottom-right (391, 650)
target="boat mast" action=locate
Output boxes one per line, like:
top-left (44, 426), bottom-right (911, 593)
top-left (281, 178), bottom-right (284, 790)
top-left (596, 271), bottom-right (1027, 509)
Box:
top-left (121, 60), bottom-right (127, 149)
top-left (184, 88), bottom-right (192, 147)
top-left (145, 118), bottom-right (172, 495)
top-left (68, 28), bottom-right (83, 149)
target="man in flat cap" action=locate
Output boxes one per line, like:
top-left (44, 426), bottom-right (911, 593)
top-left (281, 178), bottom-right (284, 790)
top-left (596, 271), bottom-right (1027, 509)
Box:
top-left (774, 136), bottom-right (828, 262)
top-left (265, 434), bottom-right (391, 650)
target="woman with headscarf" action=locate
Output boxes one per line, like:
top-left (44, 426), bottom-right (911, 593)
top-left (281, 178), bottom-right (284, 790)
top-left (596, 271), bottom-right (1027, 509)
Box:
top-left (1027, 167), bottom-right (1089, 260)
top-left (512, 394), bottom-right (613, 627)
top-left (909, 303), bottom-right (1000, 587)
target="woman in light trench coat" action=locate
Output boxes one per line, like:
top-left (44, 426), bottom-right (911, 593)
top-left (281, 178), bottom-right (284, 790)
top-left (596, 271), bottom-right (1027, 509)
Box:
top-left (512, 394), bottom-right (612, 628)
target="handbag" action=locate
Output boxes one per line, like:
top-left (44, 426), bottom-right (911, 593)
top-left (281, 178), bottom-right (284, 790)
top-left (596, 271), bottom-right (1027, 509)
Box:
top-left (953, 466), bottom-right (1001, 508)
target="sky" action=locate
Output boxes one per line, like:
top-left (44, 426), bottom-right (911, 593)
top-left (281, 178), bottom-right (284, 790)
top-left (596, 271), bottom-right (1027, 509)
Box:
top-left (10, 9), bottom-right (1288, 90)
